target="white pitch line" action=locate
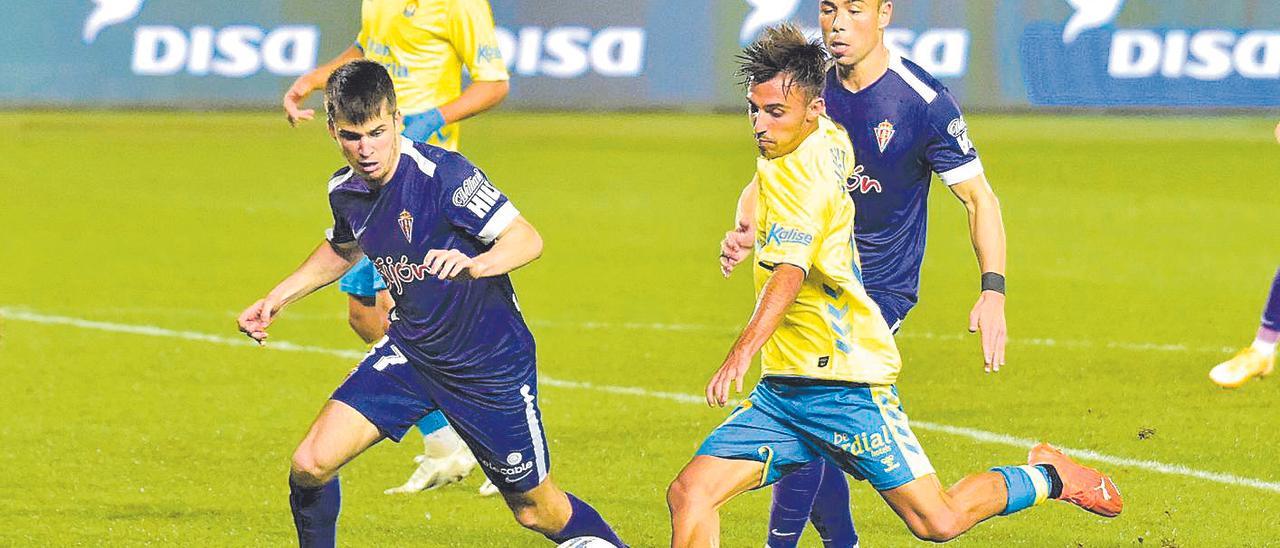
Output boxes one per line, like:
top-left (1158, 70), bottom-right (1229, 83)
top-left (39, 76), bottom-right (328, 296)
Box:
top-left (528, 319), bottom-right (1236, 355)
top-left (20, 305), bottom-right (1234, 355)
top-left (2, 307), bottom-right (1275, 494)
top-left (914, 422), bottom-right (1280, 494)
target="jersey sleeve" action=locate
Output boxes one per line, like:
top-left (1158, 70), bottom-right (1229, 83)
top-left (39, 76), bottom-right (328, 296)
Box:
top-left (755, 156), bottom-right (832, 274)
top-left (448, 0), bottom-right (510, 82)
top-left (354, 6), bottom-right (369, 52)
top-left (326, 197), bottom-right (356, 245)
top-left (925, 89), bottom-right (983, 186)
top-left (436, 152), bottom-right (519, 244)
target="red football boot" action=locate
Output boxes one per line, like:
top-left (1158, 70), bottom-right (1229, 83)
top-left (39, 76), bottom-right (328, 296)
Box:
top-left (1028, 443), bottom-right (1123, 518)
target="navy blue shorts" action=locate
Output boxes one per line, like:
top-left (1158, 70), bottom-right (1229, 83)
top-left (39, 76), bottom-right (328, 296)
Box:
top-left (331, 336), bottom-right (549, 494)
top-left (867, 291), bottom-right (913, 334)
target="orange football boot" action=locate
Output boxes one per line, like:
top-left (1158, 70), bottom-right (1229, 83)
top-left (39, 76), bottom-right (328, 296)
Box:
top-left (1028, 443), bottom-right (1123, 518)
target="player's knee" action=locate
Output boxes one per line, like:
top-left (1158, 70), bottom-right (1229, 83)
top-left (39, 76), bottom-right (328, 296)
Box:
top-left (290, 447), bottom-right (336, 486)
top-left (906, 513), bottom-right (964, 543)
top-left (666, 475), bottom-right (709, 515)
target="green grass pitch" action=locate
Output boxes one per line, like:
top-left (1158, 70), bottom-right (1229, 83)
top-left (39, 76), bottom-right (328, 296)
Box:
top-left (0, 111), bottom-right (1277, 546)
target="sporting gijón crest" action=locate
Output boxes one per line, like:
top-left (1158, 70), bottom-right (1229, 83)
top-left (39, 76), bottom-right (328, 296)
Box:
top-left (873, 119), bottom-right (895, 153)
top-left (397, 210), bottom-right (414, 242)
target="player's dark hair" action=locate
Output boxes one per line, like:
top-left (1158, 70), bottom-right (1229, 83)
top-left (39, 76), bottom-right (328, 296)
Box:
top-left (324, 59), bottom-right (398, 126)
top-left (737, 23), bottom-right (829, 101)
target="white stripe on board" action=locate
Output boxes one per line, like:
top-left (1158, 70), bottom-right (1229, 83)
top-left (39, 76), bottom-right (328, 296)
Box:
top-left (2, 307), bottom-right (1275, 494)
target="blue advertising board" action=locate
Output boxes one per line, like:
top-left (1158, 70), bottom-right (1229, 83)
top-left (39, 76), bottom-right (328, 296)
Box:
top-left (1, 1), bottom-right (1276, 110)
top-left (1013, 0), bottom-right (1280, 107)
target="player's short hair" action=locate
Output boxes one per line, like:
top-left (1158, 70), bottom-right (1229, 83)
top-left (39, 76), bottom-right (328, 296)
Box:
top-left (737, 24), bottom-right (829, 101)
top-left (324, 59), bottom-right (398, 126)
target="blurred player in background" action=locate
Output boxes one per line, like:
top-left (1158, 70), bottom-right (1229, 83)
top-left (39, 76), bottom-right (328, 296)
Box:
top-left (244, 60), bottom-right (625, 547)
top-left (1207, 124), bottom-right (1280, 389)
top-left (669, 26), bottom-right (1118, 547)
top-left (281, 0), bottom-right (510, 496)
top-left (1209, 268), bottom-right (1279, 388)
top-left (720, 1), bottom-right (1008, 545)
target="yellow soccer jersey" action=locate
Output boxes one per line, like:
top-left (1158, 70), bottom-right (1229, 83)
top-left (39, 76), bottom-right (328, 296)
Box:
top-left (357, 0), bottom-right (510, 151)
top-left (753, 116), bottom-right (903, 385)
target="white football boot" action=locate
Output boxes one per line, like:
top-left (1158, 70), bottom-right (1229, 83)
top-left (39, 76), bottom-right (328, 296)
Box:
top-left (384, 444), bottom-right (477, 494)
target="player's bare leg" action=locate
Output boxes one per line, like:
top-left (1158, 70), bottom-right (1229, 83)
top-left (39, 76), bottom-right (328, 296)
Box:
top-left (291, 400), bottom-right (383, 486)
top-left (288, 400), bottom-right (384, 547)
top-left (346, 291), bottom-right (391, 345)
top-left (879, 445), bottom-right (1122, 542)
top-left (668, 455), bottom-right (770, 548)
top-left (501, 475), bottom-right (626, 545)
top-left (878, 473), bottom-right (1007, 541)
top-left (500, 476), bottom-right (573, 534)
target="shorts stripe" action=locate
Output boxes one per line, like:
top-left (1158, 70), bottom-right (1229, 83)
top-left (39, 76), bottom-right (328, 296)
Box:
top-left (719, 399), bottom-right (753, 427)
top-left (756, 445), bottom-right (775, 488)
top-left (870, 386), bottom-right (934, 480)
top-left (520, 384), bottom-right (548, 484)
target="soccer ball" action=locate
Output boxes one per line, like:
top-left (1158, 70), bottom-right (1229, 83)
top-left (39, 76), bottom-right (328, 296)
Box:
top-left (556, 537), bottom-right (617, 548)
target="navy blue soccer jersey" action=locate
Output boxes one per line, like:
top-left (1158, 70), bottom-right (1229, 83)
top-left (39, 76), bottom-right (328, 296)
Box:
top-left (326, 137), bottom-right (534, 378)
top-left (823, 53), bottom-right (983, 312)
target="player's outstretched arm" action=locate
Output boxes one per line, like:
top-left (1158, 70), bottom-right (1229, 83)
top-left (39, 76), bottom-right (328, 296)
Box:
top-left (949, 174), bottom-right (1007, 371)
top-left (432, 0), bottom-right (511, 128)
top-left (283, 45), bottom-right (364, 126)
top-left (402, 80), bottom-right (509, 143)
top-left (237, 240), bottom-right (362, 344)
top-left (706, 263), bottom-right (804, 407)
top-left (719, 177), bottom-right (759, 277)
top-left (436, 80), bottom-right (509, 127)
top-left (423, 215), bottom-right (542, 281)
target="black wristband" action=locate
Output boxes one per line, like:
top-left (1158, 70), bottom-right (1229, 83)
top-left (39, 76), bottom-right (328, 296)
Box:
top-left (981, 272), bottom-right (1006, 294)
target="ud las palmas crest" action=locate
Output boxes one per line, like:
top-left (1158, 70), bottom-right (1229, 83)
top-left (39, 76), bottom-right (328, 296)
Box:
top-left (874, 119), bottom-right (895, 153)
top-left (398, 210), bottom-right (414, 242)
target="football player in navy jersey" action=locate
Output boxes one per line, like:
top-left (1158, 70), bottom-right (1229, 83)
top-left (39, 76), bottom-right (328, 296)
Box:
top-left (238, 60), bottom-right (624, 548)
top-left (720, 1), bottom-right (1009, 546)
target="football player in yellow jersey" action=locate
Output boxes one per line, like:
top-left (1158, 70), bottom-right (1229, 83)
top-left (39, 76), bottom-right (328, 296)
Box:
top-left (280, 0), bottom-right (510, 497)
top-left (284, 0), bottom-right (509, 151)
top-left (667, 25), bottom-right (1122, 547)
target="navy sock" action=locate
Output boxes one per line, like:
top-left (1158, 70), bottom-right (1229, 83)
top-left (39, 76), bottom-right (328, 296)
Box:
top-left (767, 460), bottom-right (823, 548)
top-left (546, 493), bottom-right (626, 547)
top-left (289, 477), bottom-right (341, 548)
top-left (808, 461), bottom-right (857, 548)
top-left (1262, 268), bottom-right (1280, 332)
